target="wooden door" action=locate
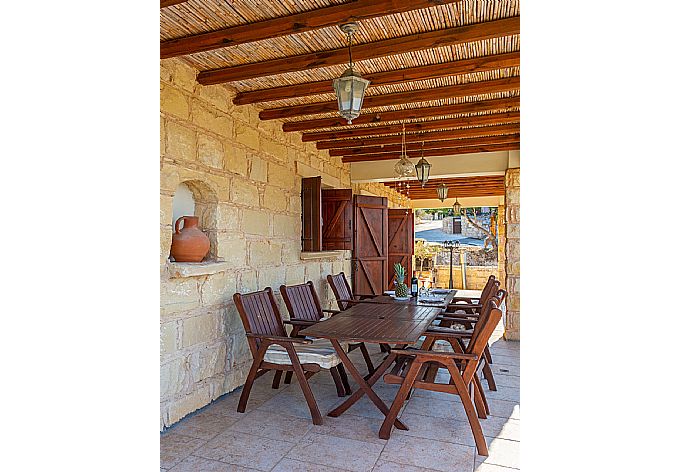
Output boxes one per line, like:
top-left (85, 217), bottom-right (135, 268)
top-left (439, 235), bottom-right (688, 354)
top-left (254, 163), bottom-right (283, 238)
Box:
top-left (322, 189), bottom-right (353, 250)
top-left (301, 176), bottom-right (322, 251)
top-left (387, 209), bottom-right (414, 290)
top-left (352, 195), bottom-right (388, 296)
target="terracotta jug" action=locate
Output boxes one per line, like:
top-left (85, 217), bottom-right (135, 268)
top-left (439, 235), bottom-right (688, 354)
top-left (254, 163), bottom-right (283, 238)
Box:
top-left (171, 216), bottom-right (210, 262)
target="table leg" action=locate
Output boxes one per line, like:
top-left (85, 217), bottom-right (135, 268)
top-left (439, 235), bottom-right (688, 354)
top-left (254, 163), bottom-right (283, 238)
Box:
top-left (328, 340), bottom-right (408, 431)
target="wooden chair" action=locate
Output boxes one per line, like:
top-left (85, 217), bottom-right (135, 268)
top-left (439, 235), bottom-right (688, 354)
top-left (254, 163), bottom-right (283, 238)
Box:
top-left (280, 281), bottom-right (375, 388)
top-left (326, 271), bottom-right (375, 311)
top-left (445, 275), bottom-right (498, 317)
top-left (327, 272), bottom-right (388, 353)
top-left (233, 287), bottom-right (347, 425)
top-left (378, 295), bottom-right (506, 456)
top-left (426, 289), bottom-right (507, 393)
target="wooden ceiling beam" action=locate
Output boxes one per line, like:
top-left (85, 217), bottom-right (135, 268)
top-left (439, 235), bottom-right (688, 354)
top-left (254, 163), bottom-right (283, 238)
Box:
top-left (234, 52), bottom-right (520, 105)
top-left (196, 17), bottom-right (520, 84)
top-left (161, 0), bottom-right (188, 8)
top-left (262, 76), bottom-right (519, 120)
top-left (316, 123), bottom-right (520, 149)
top-left (303, 111), bottom-right (519, 142)
top-left (162, 1), bottom-right (462, 59)
top-left (383, 176), bottom-right (504, 187)
top-left (332, 134), bottom-right (519, 156)
top-left (341, 143), bottom-right (519, 163)
top-left (283, 96), bottom-right (519, 132)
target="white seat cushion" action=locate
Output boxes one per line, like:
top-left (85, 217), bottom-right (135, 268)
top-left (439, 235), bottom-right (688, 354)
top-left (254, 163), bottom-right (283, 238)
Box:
top-left (413, 336), bottom-right (455, 353)
top-left (264, 338), bottom-right (343, 369)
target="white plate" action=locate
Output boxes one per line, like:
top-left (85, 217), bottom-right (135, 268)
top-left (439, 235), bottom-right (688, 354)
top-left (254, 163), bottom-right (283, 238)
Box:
top-left (394, 296), bottom-right (411, 300)
top-left (384, 291), bottom-right (395, 296)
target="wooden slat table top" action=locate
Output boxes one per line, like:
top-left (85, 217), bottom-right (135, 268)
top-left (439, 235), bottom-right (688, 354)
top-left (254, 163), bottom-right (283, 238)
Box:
top-left (360, 290), bottom-right (456, 308)
top-left (300, 304), bottom-right (442, 344)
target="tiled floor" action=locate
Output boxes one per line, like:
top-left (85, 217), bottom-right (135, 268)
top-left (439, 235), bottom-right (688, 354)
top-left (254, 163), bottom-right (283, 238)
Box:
top-left (161, 334), bottom-right (519, 471)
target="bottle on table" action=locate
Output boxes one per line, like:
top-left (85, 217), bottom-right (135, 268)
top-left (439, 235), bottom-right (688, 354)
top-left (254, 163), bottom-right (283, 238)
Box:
top-left (411, 271), bottom-right (419, 297)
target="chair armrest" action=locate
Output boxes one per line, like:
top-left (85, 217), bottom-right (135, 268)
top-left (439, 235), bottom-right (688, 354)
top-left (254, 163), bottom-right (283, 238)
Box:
top-left (392, 348), bottom-right (478, 361)
top-left (247, 333), bottom-right (312, 344)
top-left (283, 319), bottom-right (317, 327)
top-left (353, 293), bottom-right (376, 299)
top-left (424, 326), bottom-right (473, 338)
top-left (447, 303), bottom-right (482, 310)
top-left (322, 309), bottom-right (340, 315)
top-left (452, 297), bottom-right (480, 303)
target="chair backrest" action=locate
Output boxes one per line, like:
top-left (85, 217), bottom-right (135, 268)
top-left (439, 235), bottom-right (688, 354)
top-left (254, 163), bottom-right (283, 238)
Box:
top-left (466, 289), bottom-right (507, 356)
top-left (280, 281), bottom-right (324, 322)
top-left (327, 272), bottom-right (354, 311)
top-left (233, 287), bottom-right (286, 356)
top-left (479, 275), bottom-right (499, 305)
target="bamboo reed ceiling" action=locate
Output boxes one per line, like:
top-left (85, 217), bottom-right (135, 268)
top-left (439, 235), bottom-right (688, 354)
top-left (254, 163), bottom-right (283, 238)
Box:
top-left (161, 0), bottom-right (520, 179)
top-left (384, 175), bottom-right (506, 200)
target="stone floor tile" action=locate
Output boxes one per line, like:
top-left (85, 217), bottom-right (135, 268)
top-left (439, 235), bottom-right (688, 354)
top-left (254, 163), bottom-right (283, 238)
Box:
top-left (380, 435), bottom-right (474, 472)
top-left (371, 459), bottom-right (438, 471)
top-left (286, 432), bottom-right (384, 472)
top-left (257, 386), bottom-right (341, 420)
top-left (473, 462), bottom-right (519, 471)
top-left (404, 395), bottom-right (468, 420)
top-left (315, 413), bottom-right (388, 443)
top-left (398, 412), bottom-right (476, 446)
top-left (475, 437), bottom-right (520, 469)
top-left (485, 386), bottom-right (520, 402)
top-left (491, 363), bottom-right (520, 377)
top-left (485, 399), bottom-right (520, 420)
top-left (169, 411), bottom-right (242, 440)
top-left (489, 354), bottom-right (520, 367)
top-left (485, 374), bottom-right (520, 389)
top-left (272, 457), bottom-right (349, 472)
top-left (160, 432), bottom-right (206, 469)
top-left (194, 430), bottom-right (294, 471)
top-left (204, 389), bottom-right (277, 417)
top-left (227, 409), bottom-right (315, 443)
top-left (169, 455), bottom-right (259, 471)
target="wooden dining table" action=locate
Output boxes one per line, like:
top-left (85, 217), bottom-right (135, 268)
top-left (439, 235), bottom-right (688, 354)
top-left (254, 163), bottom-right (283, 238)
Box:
top-left (299, 290), bottom-right (456, 431)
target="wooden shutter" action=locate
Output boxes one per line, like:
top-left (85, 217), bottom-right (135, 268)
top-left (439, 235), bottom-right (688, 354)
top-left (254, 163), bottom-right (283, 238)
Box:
top-left (322, 189), bottom-right (353, 250)
top-left (387, 209), bottom-right (414, 290)
top-left (352, 195), bottom-right (388, 296)
top-left (301, 177), bottom-right (322, 251)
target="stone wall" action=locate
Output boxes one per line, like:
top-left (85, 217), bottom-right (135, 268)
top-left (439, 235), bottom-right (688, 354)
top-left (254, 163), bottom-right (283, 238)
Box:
top-left (434, 265), bottom-right (498, 290)
top-left (160, 58), bottom-right (403, 429)
top-left (441, 215), bottom-right (490, 239)
top-left (504, 168), bottom-right (520, 340)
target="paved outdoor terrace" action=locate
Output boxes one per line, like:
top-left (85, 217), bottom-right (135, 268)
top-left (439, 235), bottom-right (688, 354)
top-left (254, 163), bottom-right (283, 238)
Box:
top-left (161, 325), bottom-right (519, 472)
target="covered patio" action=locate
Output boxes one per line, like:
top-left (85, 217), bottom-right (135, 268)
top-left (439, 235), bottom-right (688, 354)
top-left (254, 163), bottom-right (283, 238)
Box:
top-left (161, 0), bottom-right (520, 470)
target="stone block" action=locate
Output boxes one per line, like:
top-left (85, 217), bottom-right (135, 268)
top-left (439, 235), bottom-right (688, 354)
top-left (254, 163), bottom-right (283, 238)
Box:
top-left (235, 123), bottom-right (260, 150)
top-left (281, 241), bottom-right (301, 264)
top-left (238, 269), bottom-right (258, 292)
top-left (160, 60), bottom-right (174, 83)
top-left (216, 203), bottom-right (240, 231)
top-left (160, 194), bottom-right (173, 227)
top-left (166, 122), bottom-right (197, 162)
top-left (231, 178), bottom-right (260, 207)
top-left (263, 185), bottom-right (288, 212)
top-left (505, 168), bottom-right (520, 188)
top-left (197, 134), bottom-right (224, 169)
top-left (160, 278), bottom-right (200, 316)
top-left (171, 60), bottom-right (198, 91)
top-left (198, 84), bottom-right (231, 113)
top-left (160, 116), bottom-right (166, 156)
top-left (506, 240), bottom-right (520, 260)
top-left (216, 235), bottom-right (246, 267)
top-left (231, 335), bottom-right (251, 366)
top-left (288, 195), bottom-right (301, 213)
top-left (258, 266), bottom-right (287, 291)
top-left (249, 155), bottom-right (268, 182)
top-left (160, 226), bottom-right (173, 265)
top-left (160, 321), bottom-right (177, 357)
top-left (249, 241), bottom-right (281, 267)
top-left (242, 208), bottom-right (270, 236)
top-left (191, 342), bottom-right (227, 383)
top-left (166, 385), bottom-right (211, 426)
top-left (181, 312), bottom-right (219, 348)
top-left (192, 100), bottom-right (233, 139)
top-left (285, 265), bottom-right (306, 285)
top-left (268, 163), bottom-right (296, 190)
top-left (507, 223), bottom-right (520, 239)
top-left (221, 304), bottom-right (244, 336)
top-left (160, 356), bottom-right (189, 398)
top-left (273, 214), bottom-right (299, 238)
top-left (260, 136), bottom-right (288, 162)
top-left (200, 272), bottom-right (237, 306)
top-left (306, 262), bottom-right (321, 284)
top-left (506, 188), bottom-right (520, 206)
top-left (223, 145), bottom-right (249, 177)
top-left (160, 83), bottom-right (189, 119)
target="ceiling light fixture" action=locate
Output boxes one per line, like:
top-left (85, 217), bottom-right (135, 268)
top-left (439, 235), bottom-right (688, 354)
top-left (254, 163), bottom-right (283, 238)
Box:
top-left (394, 123), bottom-right (415, 178)
top-left (415, 141), bottom-right (431, 187)
top-left (436, 181), bottom-right (449, 202)
top-left (333, 23), bottom-right (370, 124)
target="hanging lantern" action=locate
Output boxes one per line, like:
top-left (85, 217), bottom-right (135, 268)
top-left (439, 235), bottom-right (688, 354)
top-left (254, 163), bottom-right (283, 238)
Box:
top-left (452, 198), bottom-right (462, 215)
top-left (393, 123), bottom-right (415, 178)
top-left (333, 23), bottom-right (370, 124)
top-left (436, 182), bottom-right (449, 202)
top-left (415, 141), bottom-right (431, 187)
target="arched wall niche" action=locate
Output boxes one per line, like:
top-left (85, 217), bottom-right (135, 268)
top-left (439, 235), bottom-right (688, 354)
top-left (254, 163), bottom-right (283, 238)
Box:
top-left (171, 180), bottom-right (219, 261)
